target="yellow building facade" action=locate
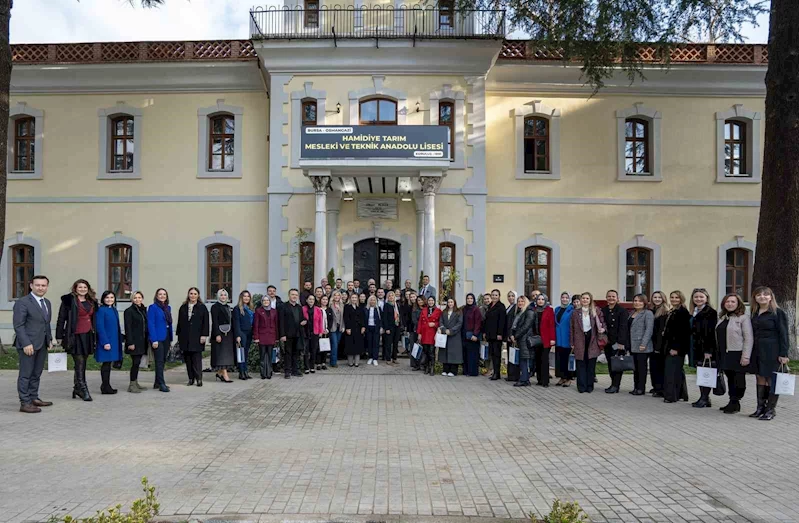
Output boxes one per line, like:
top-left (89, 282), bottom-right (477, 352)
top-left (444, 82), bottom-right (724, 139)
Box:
top-left (2, 8), bottom-right (768, 337)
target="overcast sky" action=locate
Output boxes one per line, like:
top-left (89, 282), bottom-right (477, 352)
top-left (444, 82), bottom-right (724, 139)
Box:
top-left (10, 0), bottom-right (770, 44)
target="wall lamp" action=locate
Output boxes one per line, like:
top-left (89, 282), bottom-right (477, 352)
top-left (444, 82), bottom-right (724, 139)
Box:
top-left (325, 102), bottom-right (341, 114)
top-left (343, 191), bottom-right (354, 201)
top-left (415, 101), bottom-right (429, 113)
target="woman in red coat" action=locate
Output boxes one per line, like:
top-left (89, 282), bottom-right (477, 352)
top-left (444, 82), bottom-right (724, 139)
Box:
top-left (532, 294), bottom-right (557, 387)
top-left (253, 295), bottom-right (280, 379)
top-left (417, 295), bottom-right (442, 375)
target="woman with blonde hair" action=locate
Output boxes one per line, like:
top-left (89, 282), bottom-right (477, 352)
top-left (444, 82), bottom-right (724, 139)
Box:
top-left (569, 292), bottom-right (605, 393)
top-left (690, 288), bottom-right (718, 408)
top-left (211, 289), bottom-right (236, 383)
top-left (749, 287), bottom-right (790, 420)
top-left (649, 291), bottom-right (671, 397)
top-left (716, 293), bottom-right (753, 414)
top-left (232, 290), bottom-right (254, 380)
top-left (662, 291), bottom-right (691, 403)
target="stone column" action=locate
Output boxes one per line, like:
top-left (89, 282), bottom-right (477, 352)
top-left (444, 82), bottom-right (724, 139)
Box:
top-left (420, 176), bottom-right (442, 286)
top-left (414, 193), bottom-right (425, 285)
top-left (310, 174), bottom-right (331, 285)
top-left (326, 192), bottom-right (341, 279)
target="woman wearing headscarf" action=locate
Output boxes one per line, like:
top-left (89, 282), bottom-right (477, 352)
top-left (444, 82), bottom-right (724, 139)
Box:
top-left (438, 298), bottom-right (463, 377)
top-left (461, 293), bottom-right (482, 377)
top-left (532, 294), bottom-right (556, 387)
top-left (253, 294), bottom-right (279, 379)
top-left (232, 290), bottom-right (255, 380)
top-left (554, 293), bottom-right (578, 387)
top-left (176, 287), bottom-right (209, 387)
top-left (480, 293), bottom-right (492, 320)
top-left (210, 289), bottom-right (236, 383)
top-left (504, 290), bottom-right (520, 382)
top-left (417, 295), bottom-right (442, 376)
top-left (510, 295), bottom-right (534, 387)
top-left (123, 291), bottom-right (149, 393)
top-left (95, 290), bottom-right (123, 395)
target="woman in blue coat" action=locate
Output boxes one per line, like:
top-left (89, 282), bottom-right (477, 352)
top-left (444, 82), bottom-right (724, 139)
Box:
top-left (233, 290), bottom-right (255, 380)
top-left (554, 293), bottom-right (579, 387)
top-left (96, 290), bottom-right (123, 395)
top-left (147, 288), bottom-right (173, 392)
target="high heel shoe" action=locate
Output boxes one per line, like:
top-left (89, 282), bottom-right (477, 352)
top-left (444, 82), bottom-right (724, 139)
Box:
top-left (196, 379), bottom-right (203, 387)
top-left (187, 378), bottom-right (195, 386)
top-left (216, 374), bottom-right (233, 383)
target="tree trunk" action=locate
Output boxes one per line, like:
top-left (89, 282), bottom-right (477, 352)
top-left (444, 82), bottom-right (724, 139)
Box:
top-left (0, 0), bottom-right (11, 274)
top-left (753, 0), bottom-right (799, 359)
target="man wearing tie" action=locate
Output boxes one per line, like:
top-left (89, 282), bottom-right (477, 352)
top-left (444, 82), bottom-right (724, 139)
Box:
top-left (419, 275), bottom-right (436, 302)
top-left (13, 275), bottom-right (54, 413)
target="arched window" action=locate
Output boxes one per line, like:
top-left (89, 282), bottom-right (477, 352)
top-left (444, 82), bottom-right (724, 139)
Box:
top-left (302, 99), bottom-right (317, 126)
top-left (206, 243), bottom-right (233, 298)
top-left (13, 117), bottom-right (35, 172)
top-left (209, 113), bottom-right (234, 171)
top-left (304, 0), bottom-right (319, 28)
top-left (524, 116), bottom-right (549, 172)
top-left (625, 118), bottom-right (650, 174)
top-left (726, 248), bottom-right (750, 302)
top-left (439, 101), bottom-right (455, 161)
top-left (299, 241), bottom-right (315, 288)
top-left (11, 244), bottom-right (34, 299)
top-left (359, 97), bottom-right (397, 125)
top-left (724, 120), bottom-right (747, 177)
top-left (524, 246), bottom-right (550, 299)
top-left (625, 247), bottom-right (652, 301)
top-left (439, 242), bottom-right (455, 302)
top-left (107, 244), bottom-right (133, 300)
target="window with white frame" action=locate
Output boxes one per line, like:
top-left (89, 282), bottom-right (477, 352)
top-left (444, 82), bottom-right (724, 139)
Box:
top-left (0, 234), bottom-right (42, 310)
top-left (8, 103), bottom-right (44, 180)
top-left (197, 100), bottom-right (243, 179)
top-left (717, 237), bottom-right (756, 306)
top-left (616, 104), bottom-right (661, 181)
top-left (715, 105), bottom-right (762, 183)
top-left (512, 101), bottom-right (561, 180)
top-left (98, 103), bottom-right (143, 180)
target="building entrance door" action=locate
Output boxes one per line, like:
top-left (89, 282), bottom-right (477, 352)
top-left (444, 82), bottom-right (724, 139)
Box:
top-left (353, 238), bottom-right (400, 289)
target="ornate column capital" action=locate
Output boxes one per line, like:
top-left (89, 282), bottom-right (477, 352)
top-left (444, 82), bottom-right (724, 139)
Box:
top-left (310, 175), bottom-right (332, 193)
top-left (419, 176), bottom-right (442, 195)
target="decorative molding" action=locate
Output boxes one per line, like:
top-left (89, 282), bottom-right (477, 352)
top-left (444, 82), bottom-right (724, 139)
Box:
top-left (97, 102), bottom-right (143, 180)
top-left (290, 81), bottom-right (327, 168)
top-left (618, 235), bottom-right (661, 300)
top-left (435, 233), bottom-right (466, 304)
top-left (341, 225), bottom-right (413, 285)
top-left (347, 75), bottom-right (407, 125)
top-left (428, 84), bottom-right (467, 169)
top-left (0, 233), bottom-right (42, 311)
top-left (420, 175), bottom-right (443, 194)
top-left (717, 236), bottom-right (756, 306)
top-left (268, 74), bottom-right (293, 192)
top-left (515, 234), bottom-right (560, 300)
top-left (8, 195), bottom-right (268, 204)
top-left (97, 233), bottom-right (140, 301)
top-left (512, 100), bottom-right (562, 180)
top-left (485, 196), bottom-right (760, 207)
top-left (616, 103), bottom-right (662, 182)
top-left (464, 194), bottom-right (487, 296)
top-left (197, 233), bottom-right (241, 302)
top-left (268, 193), bottom-right (292, 294)
top-left (197, 99), bottom-right (244, 179)
top-left (715, 104), bottom-right (762, 184)
top-left (8, 102), bottom-right (44, 180)
top-left (463, 75), bottom-right (487, 192)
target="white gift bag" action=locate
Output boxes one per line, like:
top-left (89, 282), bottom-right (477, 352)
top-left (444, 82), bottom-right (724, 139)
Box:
top-left (319, 337), bottom-right (331, 352)
top-left (696, 365), bottom-right (718, 388)
top-left (48, 352), bottom-right (67, 372)
top-left (411, 343), bottom-right (422, 359)
top-left (479, 343), bottom-right (489, 360)
top-left (773, 365), bottom-right (795, 396)
top-left (139, 354), bottom-right (149, 368)
top-left (508, 346), bottom-right (520, 365)
top-left (236, 345), bottom-right (246, 364)
top-left (435, 332), bottom-right (448, 348)
top-left (272, 346), bottom-right (280, 363)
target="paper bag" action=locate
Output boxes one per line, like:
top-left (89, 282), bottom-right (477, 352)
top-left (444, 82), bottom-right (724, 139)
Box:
top-left (508, 346), bottom-right (520, 365)
top-left (480, 343), bottom-right (489, 360)
top-left (696, 365), bottom-right (718, 388)
top-left (568, 353), bottom-right (576, 372)
top-left (411, 343), bottom-right (422, 359)
top-left (773, 366), bottom-right (795, 396)
top-left (48, 352), bottom-right (67, 372)
top-left (236, 345), bottom-right (246, 364)
top-left (319, 337), bottom-right (331, 352)
top-left (435, 332), bottom-right (448, 348)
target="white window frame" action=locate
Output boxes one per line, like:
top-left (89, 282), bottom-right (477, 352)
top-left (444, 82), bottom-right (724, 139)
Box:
top-left (198, 100), bottom-right (244, 179)
top-left (291, 82), bottom-right (327, 168)
top-left (8, 102), bottom-right (44, 180)
top-left (616, 103), bottom-right (662, 182)
top-left (97, 233), bottom-right (140, 303)
top-left (0, 233), bottom-right (42, 310)
top-left (512, 100), bottom-right (561, 180)
top-left (346, 75), bottom-right (407, 125)
top-left (98, 102), bottom-right (143, 180)
top-left (429, 85), bottom-right (467, 169)
top-left (618, 235), bottom-right (661, 300)
top-left (715, 105), bottom-right (762, 184)
top-left (198, 232), bottom-right (241, 303)
top-left (515, 234), bottom-right (561, 300)
top-left (717, 236), bottom-right (756, 306)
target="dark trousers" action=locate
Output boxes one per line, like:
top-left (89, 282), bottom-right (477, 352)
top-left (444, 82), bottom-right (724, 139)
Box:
top-left (663, 353), bottom-right (689, 402)
top-left (365, 326), bottom-right (380, 360)
top-left (100, 362), bottom-right (112, 389)
top-left (519, 357), bottom-right (531, 384)
top-left (422, 345), bottom-right (435, 374)
top-left (535, 346), bottom-right (550, 385)
top-left (464, 339), bottom-right (479, 376)
top-left (130, 354), bottom-right (142, 382)
top-left (576, 332), bottom-right (596, 392)
top-left (633, 353), bottom-right (649, 391)
top-left (284, 337), bottom-right (300, 375)
top-left (306, 335), bottom-right (319, 369)
top-left (238, 331), bottom-right (252, 374)
top-left (17, 347), bottom-right (46, 404)
top-left (184, 351), bottom-right (203, 382)
top-left (382, 328), bottom-right (399, 361)
top-left (649, 352), bottom-right (665, 392)
top-left (153, 341), bottom-right (166, 387)
top-left (443, 363), bottom-right (458, 374)
top-left (606, 345), bottom-right (623, 388)
top-left (489, 340), bottom-right (503, 378)
top-left (259, 344), bottom-right (274, 378)
top-left (555, 346), bottom-right (575, 380)
top-left (725, 370), bottom-right (747, 401)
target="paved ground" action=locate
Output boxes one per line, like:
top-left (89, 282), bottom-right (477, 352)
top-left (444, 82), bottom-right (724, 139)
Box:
top-left (0, 360), bottom-right (797, 523)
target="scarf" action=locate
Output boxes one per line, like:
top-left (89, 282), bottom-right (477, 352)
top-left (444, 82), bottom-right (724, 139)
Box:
top-left (156, 300), bottom-right (172, 326)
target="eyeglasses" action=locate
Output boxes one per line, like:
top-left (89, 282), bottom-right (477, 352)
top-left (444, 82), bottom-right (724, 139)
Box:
top-left (692, 288), bottom-right (707, 294)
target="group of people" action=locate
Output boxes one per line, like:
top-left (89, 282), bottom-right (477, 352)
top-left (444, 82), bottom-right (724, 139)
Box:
top-left (12, 273), bottom-right (792, 421)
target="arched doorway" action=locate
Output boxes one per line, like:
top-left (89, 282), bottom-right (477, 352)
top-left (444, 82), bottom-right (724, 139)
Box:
top-left (354, 238), bottom-right (400, 288)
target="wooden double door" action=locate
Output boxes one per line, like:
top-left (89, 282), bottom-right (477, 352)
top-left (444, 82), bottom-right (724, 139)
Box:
top-left (353, 238), bottom-right (400, 289)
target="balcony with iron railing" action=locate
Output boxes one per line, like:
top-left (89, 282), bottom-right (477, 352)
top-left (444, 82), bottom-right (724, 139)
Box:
top-left (249, 4), bottom-right (506, 41)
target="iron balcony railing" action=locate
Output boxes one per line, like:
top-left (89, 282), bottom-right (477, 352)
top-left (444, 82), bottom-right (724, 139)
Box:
top-left (250, 5), bottom-right (506, 40)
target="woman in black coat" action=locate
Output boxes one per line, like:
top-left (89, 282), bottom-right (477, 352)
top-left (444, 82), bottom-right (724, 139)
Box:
top-left (483, 290), bottom-right (506, 381)
top-left (649, 291), bottom-right (670, 397)
top-left (504, 290), bottom-right (520, 382)
top-left (210, 289), bottom-right (236, 382)
top-left (662, 291), bottom-right (691, 404)
top-left (689, 288), bottom-right (718, 409)
top-left (123, 291), bottom-right (149, 393)
top-left (177, 287), bottom-right (210, 387)
top-left (343, 293), bottom-right (365, 367)
top-left (748, 286), bottom-right (791, 421)
top-left (56, 279), bottom-right (99, 402)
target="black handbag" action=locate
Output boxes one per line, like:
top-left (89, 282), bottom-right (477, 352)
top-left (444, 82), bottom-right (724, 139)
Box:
top-left (610, 354), bottom-right (635, 372)
top-left (713, 368), bottom-right (727, 396)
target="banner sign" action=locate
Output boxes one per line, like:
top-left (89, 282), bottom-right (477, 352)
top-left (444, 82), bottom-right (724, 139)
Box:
top-left (301, 125), bottom-right (448, 159)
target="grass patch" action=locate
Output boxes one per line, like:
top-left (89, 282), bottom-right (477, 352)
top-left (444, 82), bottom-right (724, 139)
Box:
top-left (0, 349), bottom-right (209, 371)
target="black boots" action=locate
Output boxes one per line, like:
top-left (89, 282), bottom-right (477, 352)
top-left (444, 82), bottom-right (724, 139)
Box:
top-left (749, 385), bottom-right (768, 418)
top-left (72, 356), bottom-right (92, 402)
top-left (692, 387), bottom-right (711, 408)
top-left (721, 399), bottom-right (740, 414)
top-left (760, 392), bottom-right (779, 421)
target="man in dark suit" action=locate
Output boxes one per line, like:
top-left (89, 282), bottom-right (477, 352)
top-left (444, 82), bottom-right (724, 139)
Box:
top-left (419, 275), bottom-right (436, 301)
top-left (13, 275), bottom-right (54, 413)
top-left (279, 289), bottom-right (304, 378)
